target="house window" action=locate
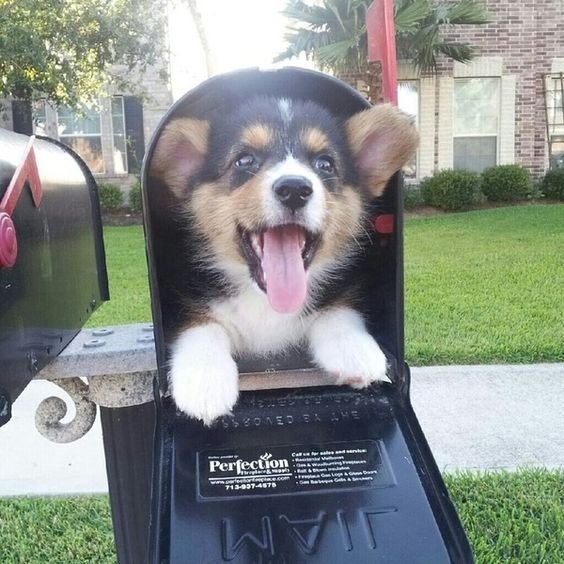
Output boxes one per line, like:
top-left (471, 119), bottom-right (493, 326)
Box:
top-left (547, 75), bottom-right (564, 168)
top-left (111, 97), bottom-right (128, 174)
top-left (398, 80), bottom-right (419, 179)
top-left (453, 77), bottom-right (500, 172)
top-left (57, 105), bottom-right (104, 173)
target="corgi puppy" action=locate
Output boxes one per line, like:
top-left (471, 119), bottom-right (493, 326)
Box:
top-left (151, 96), bottom-right (418, 424)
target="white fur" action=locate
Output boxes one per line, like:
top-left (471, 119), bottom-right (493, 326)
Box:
top-left (171, 288), bottom-right (314, 423)
top-left (263, 155), bottom-right (326, 230)
top-left (308, 307), bottom-right (389, 388)
top-left (278, 98), bottom-right (293, 124)
top-left (210, 283), bottom-right (312, 356)
top-left (170, 302), bottom-right (389, 423)
top-left (169, 323), bottom-right (239, 425)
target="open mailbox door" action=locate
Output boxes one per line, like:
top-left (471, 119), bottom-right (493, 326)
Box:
top-left (0, 130), bottom-right (108, 427)
top-left (143, 68), bottom-right (473, 563)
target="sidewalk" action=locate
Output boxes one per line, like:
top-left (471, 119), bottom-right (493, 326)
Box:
top-left (0, 363), bottom-right (562, 497)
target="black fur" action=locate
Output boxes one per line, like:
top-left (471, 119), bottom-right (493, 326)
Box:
top-left (199, 97), bottom-right (359, 191)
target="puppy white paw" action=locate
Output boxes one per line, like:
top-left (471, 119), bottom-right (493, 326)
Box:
top-left (309, 307), bottom-right (389, 389)
top-left (169, 323), bottom-right (239, 425)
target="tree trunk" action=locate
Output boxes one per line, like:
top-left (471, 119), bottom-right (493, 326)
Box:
top-left (186, 0), bottom-right (215, 77)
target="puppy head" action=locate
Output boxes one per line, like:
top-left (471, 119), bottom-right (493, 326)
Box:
top-left (151, 98), bottom-right (418, 314)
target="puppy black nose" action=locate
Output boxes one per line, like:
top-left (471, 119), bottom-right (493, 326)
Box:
top-left (273, 176), bottom-right (313, 211)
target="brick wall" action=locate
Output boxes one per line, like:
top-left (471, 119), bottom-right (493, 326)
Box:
top-left (134, 64), bottom-right (173, 151)
top-left (437, 0), bottom-right (564, 176)
top-left (338, 62), bottom-right (384, 104)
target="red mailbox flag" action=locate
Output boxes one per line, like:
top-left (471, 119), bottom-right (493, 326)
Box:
top-left (367, 0), bottom-right (398, 106)
top-left (0, 136), bottom-right (43, 268)
top-left (367, 0), bottom-right (398, 236)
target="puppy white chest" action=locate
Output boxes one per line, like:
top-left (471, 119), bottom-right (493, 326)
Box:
top-left (210, 286), bottom-right (311, 356)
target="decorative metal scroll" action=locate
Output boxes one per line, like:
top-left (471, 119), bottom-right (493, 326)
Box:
top-left (35, 378), bottom-right (97, 444)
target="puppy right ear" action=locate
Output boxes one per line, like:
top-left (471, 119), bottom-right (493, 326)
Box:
top-left (346, 104), bottom-right (419, 197)
top-left (150, 118), bottom-right (209, 197)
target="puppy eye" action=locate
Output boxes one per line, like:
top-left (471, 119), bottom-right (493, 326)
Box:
top-left (234, 153), bottom-right (259, 170)
top-left (313, 155), bottom-right (335, 174)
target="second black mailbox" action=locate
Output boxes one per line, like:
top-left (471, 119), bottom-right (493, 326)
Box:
top-left (0, 130), bottom-right (108, 427)
top-left (142, 68), bottom-right (473, 563)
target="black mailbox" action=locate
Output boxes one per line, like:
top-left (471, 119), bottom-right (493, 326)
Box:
top-left (0, 130), bottom-right (108, 426)
top-left (142, 68), bottom-right (472, 563)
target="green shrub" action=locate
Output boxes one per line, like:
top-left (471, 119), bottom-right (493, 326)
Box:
top-left (98, 182), bottom-right (123, 213)
top-left (404, 185), bottom-right (424, 210)
top-left (481, 164), bottom-right (532, 202)
top-left (540, 168), bottom-right (564, 200)
top-left (420, 169), bottom-right (482, 211)
top-left (129, 179), bottom-right (143, 213)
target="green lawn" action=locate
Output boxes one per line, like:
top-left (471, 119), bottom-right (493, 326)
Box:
top-left (89, 204), bottom-right (564, 365)
top-left (88, 226), bottom-right (151, 327)
top-left (0, 496), bottom-right (115, 563)
top-left (404, 205), bottom-right (564, 365)
top-left (1, 469), bottom-right (562, 563)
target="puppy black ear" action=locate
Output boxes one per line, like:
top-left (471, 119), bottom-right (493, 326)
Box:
top-left (150, 118), bottom-right (209, 197)
top-left (346, 104), bottom-right (419, 197)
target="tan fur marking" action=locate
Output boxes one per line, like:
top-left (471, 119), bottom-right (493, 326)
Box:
top-left (346, 104), bottom-right (419, 197)
top-left (181, 311), bottom-right (215, 329)
top-left (302, 128), bottom-right (330, 154)
top-left (315, 185), bottom-right (363, 266)
top-left (241, 124), bottom-right (273, 150)
top-left (150, 118), bottom-right (209, 197)
top-left (190, 173), bottom-right (269, 270)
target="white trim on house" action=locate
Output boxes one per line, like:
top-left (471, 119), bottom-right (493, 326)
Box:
top-left (99, 97), bottom-right (113, 176)
top-left (110, 96), bottom-right (129, 174)
top-left (499, 76), bottom-right (516, 164)
top-left (436, 57), bottom-right (516, 171)
top-left (453, 57), bottom-right (503, 78)
top-left (551, 58), bottom-right (564, 73)
top-left (545, 68), bottom-right (564, 169)
top-left (438, 77), bottom-right (454, 169)
top-left (418, 77), bottom-right (436, 178)
top-left (397, 62), bottom-right (436, 180)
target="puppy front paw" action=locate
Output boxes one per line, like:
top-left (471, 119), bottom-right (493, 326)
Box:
top-left (309, 308), bottom-right (389, 389)
top-left (169, 324), bottom-right (239, 425)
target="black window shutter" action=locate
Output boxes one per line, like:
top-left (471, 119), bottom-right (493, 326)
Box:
top-left (11, 101), bottom-right (33, 135)
top-left (123, 96), bottom-right (145, 174)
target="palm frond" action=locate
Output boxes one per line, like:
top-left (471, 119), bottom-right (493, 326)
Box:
top-left (436, 42), bottom-right (475, 63)
top-left (328, 3), bottom-right (347, 33)
top-left (394, 0), bottom-right (431, 32)
top-left (273, 27), bottom-right (333, 63)
top-left (315, 36), bottom-right (365, 69)
top-left (276, 0), bottom-right (488, 74)
top-left (280, 2), bottom-right (332, 29)
top-left (436, 0), bottom-right (490, 25)
top-left (410, 29), bottom-right (440, 73)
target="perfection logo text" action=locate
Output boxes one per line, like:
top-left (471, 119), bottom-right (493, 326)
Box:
top-left (209, 452), bottom-right (289, 475)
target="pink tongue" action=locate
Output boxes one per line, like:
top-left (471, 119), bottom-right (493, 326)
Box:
top-left (261, 225), bottom-right (307, 314)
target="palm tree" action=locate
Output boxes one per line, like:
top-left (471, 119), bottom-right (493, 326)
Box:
top-left (275, 0), bottom-right (489, 100)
